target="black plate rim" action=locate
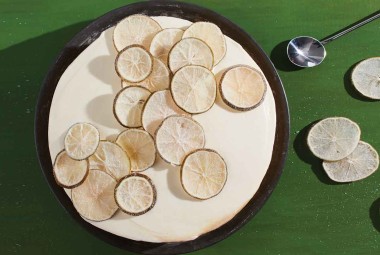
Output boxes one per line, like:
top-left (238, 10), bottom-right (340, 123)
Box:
top-left (34, 1), bottom-right (290, 254)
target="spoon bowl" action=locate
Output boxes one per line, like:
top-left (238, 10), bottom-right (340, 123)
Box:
top-left (287, 36), bottom-right (326, 68)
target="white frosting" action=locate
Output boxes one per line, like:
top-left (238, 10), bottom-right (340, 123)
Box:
top-left (48, 16), bottom-right (276, 242)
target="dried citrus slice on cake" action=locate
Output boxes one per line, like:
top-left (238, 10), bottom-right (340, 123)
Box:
top-left (113, 86), bottom-right (151, 128)
top-left (150, 28), bottom-right (184, 63)
top-left (115, 45), bottom-right (153, 83)
top-left (307, 117), bottom-right (361, 161)
top-left (142, 90), bottom-right (188, 136)
top-left (168, 37), bottom-right (213, 73)
top-left (322, 141), bottom-right (379, 182)
top-left (89, 141), bottom-right (131, 180)
top-left (113, 14), bottom-right (161, 51)
top-left (171, 65), bottom-right (216, 114)
top-left (115, 173), bottom-right (156, 216)
top-left (53, 150), bottom-right (88, 188)
top-left (116, 129), bottom-right (156, 172)
top-left (182, 21), bottom-right (226, 65)
top-left (220, 65), bottom-right (267, 111)
top-left (351, 57), bottom-right (380, 99)
top-left (64, 123), bottom-right (100, 160)
top-left (155, 115), bottom-right (205, 165)
top-left (181, 149), bottom-right (227, 200)
top-left (122, 58), bottom-right (170, 92)
top-left (72, 170), bottom-right (118, 221)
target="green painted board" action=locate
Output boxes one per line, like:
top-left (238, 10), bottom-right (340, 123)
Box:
top-left (1, 0), bottom-right (379, 254)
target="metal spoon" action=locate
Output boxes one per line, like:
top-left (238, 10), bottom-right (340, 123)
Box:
top-left (287, 10), bottom-right (380, 68)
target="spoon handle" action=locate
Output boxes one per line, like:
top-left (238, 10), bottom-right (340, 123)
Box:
top-left (320, 10), bottom-right (380, 45)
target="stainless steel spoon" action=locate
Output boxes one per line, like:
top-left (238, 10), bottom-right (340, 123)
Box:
top-left (287, 10), bottom-right (380, 68)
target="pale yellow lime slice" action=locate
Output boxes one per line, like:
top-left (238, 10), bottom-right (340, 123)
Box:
top-left (115, 45), bottom-right (153, 83)
top-left (115, 173), bottom-right (156, 216)
top-left (351, 57), bottom-right (380, 99)
top-left (89, 141), bottom-right (131, 181)
top-left (168, 37), bottom-right (213, 73)
top-left (323, 141), bottom-right (379, 182)
top-left (53, 150), bottom-right (88, 188)
top-left (122, 58), bottom-right (170, 92)
top-left (141, 90), bottom-right (188, 136)
top-left (116, 129), bottom-right (156, 172)
top-left (113, 14), bottom-right (161, 51)
top-left (71, 170), bottom-right (118, 221)
top-left (307, 117), bottom-right (361, 161)
top-left (64, 123), bottom-right (100, 160)
top-left (171, 65), bottom-right (216, 114)
top-left (150, 28), bottom-right (184, 63)
top-left (182, 22), bottom-right (226, 65)
top-left (113, 86), bottom-right (151, 128)
top-left (220, 65), bottom-right (267, 111)
top-left (181, 149), bottom-right (227, 200)
top-left (155, 115), bottom-right (205, 165)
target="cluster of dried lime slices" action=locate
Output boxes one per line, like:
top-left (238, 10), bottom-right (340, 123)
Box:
top-left (53, 14), bottom-right (270, 221)
top-left (54, 122), bottom-right (157, 220)
top-left (307, 117), bottom-right (379, 182)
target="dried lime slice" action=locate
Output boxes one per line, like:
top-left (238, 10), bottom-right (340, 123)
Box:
top-left (307, 117), bottom-right (361, 161)
top-left (171, 65), bottom-right (216, 114)
top-left (113, 86), bottom-right (151, 128)
top-left (351, 57), bottom-right (380, 99)
top-left (122, 58), bottom-right (170, 92)
top-left (181, 149), bottom-right (227, 200)
top-left (53, 150), bottom-right (88, 188)
top-left (182, 22), bottom-right (226, 65)
top-left (115, 173), bottom-right (156, 216)
top-left (150, 28), bottom-right (184, 63)
top-left (64, 123), bottom-right (100, 160)
top-left (72, 170), bottom-right (118, 221)
top-left (141, 90), bottom-right (188, 136)
top-left (322, 141), bottom-right (379, 182)
top-left (168, 37), bottom-right (213, 73)
top-left (220, 65), bottom-right (267, 111)
top-left (155, 115), bottom-right (205, 165)
top-left (113, 14), bottom-right (161, 51)
top-left (89, 141), bottom-right (131, 180)
top-left (115, 45), bottom-right (153, 83)
top-left (116, 129), bottom-right (156, 172)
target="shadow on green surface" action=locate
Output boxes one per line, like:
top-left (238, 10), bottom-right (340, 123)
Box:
top-left (370, 198), bottom-right (380, 233)
top-left (293, 121), bottom-right (344, 185)
top-left (270, 40), bottom-right (303, 72)
top-left (343, 61), bottom-right (379, 102)
top-left (0, 21), bottom-right (135, 254)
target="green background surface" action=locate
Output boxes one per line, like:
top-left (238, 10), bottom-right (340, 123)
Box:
top-left (1, 0), bottom-right (379, 254)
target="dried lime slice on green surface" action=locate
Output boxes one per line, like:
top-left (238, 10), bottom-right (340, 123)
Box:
top-left (322, 141), bottom-right (379, 182)
top-left (307, 117), bottom-right (361, 161)
top-left (351, 57), bottom-right (380, 100)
